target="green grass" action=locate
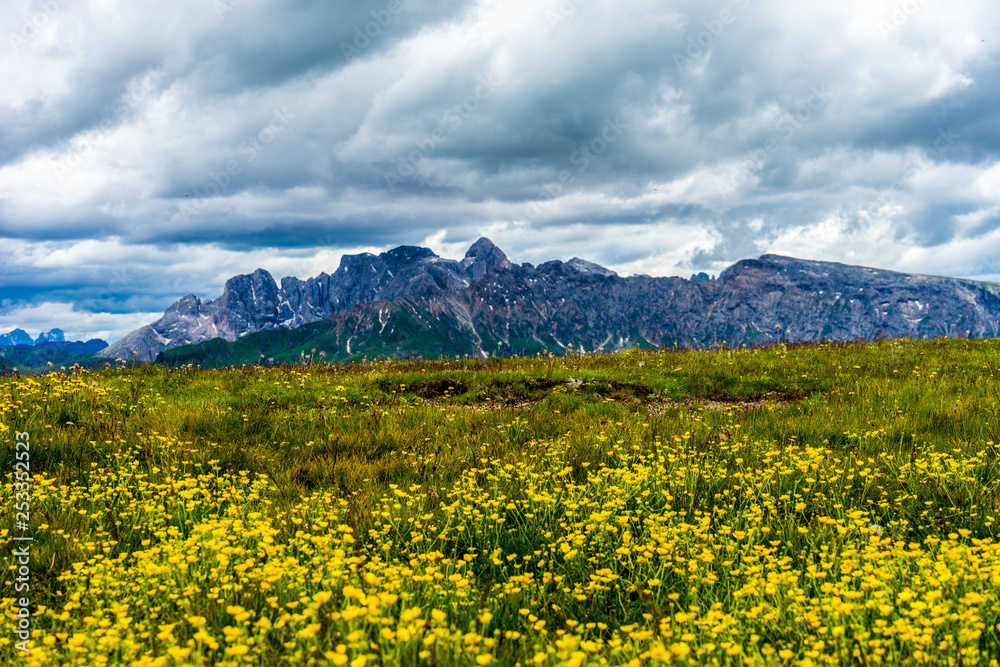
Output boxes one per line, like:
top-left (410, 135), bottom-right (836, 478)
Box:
top-left (2, 338), bottom-right (1000, 665)
top-left (7, 338), bottom-right (1000, 565)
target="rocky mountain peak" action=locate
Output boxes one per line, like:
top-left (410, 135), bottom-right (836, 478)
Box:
top-left (106, 241), bottom-right (493, 361)
top-left (222, 268), bottom-right (272, 292)
top-left (567, 257), bottom-right (617, 277)
top-left (166, 294), bottom-right (202, 316)
top-left (336, 252), bottom-right (376, 274)
top-left (35, 328), bottom-right (65, 344)
top-left (465, 237), bottom-right (504, 259)
top-left (383, 245), bottom-right (438, 266)
top-left (463, 237), bottom-right (511, 281)
top-left (0, 328), bottom-right (66, 347)
top-left (0, 327), bottom-right (102, 354)
top-left (0, 328), bottom-right (39, 347)
top-left (107, 245), bottom-right (1000, 364)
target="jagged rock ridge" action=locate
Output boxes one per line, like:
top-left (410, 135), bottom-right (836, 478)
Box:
top-left (153, 245), bottom-right (1000, 367)
top-left (0, 328), bottom-right (106, 352)
top-left (104, 238), bottom-right (512, 361)
top-left (0, 329), bottom-right (35, 347)
top-left (0, 328), bottom-right (67, 347)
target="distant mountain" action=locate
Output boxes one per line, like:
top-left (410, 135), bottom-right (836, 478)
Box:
top-left (0, 334), bottom-right (109, 372)
top-left (104, 238), bottom-right (511, 362)
top-left (34, 339), bottom-right (109, 354)
top-left (0, 328), bottom-right (34, 347)
top-left (566, 258), bottom-right (618, 277)
top-left (35, 328), bottom-right (64, 344)
top-left (153, 243), bottom-right (1000, 368)
top-left (0, 328), bottom-right (103, 351)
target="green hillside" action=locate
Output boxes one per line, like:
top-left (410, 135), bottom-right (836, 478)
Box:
top-left (157, 300), bottom-right (484, 367)
top-left (0, 346), bottom-right (106, 372)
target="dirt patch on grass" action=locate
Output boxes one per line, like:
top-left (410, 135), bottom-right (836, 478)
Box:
top-left (647, 392), bottom-right (797, 416)
top-left (409, 377), bottom-right (663, 410)
top-left (402, 376), bottom-right (801, 413)
top-left (583, 380), bottom-right (659, 404)
top-left (468, 378), bottom-right (659, 406)
top-left (520, 378), bottom-right (564, 392)
top-left (411, 377), bottom-right (470, 398)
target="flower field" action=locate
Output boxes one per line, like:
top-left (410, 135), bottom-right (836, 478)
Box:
top-left (2, 339), bottom-right (1000, 665)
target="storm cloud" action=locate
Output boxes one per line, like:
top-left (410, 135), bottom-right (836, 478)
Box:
top-left (2, 0), bottom-right (999, 342)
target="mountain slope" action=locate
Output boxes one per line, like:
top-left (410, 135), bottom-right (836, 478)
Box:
top-left (0, 328), bottom-right (73, 348)
top-left (159, 298), bottom-right (484, 366)
top-left (158, 252), bottom-right (1000, 368)
top-left (104, 238), bottom-right (511, 361)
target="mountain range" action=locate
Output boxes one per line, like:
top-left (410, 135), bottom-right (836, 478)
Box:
top-left (98, 238), bottom-right (1000, 366)
top-left (1, 328), bottom-right (64, 347)
top-left (103, 238), bottom-right (511, 361)
top-left (0, 328), bottom-right (107, 353)
top-left (0, 329), bottom-right (109, 372)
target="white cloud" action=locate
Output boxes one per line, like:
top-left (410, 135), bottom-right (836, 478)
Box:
top-left (764, 214), bottom-right (1000, 280)
top-left (2, 0), bottom-right (1000, 340)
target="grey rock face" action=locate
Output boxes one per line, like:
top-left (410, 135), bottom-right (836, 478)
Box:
top-left (34, 339), bottom-right (108, 354)
top-left (0, 328), bottom-right (66, 348)
top-left (35, 328), bottom-right (65, 344)
top-left (567, 258), bottom-right (618, 277)
top-left (318, 254), bottom-right (1000, 358)
top-left (449, 254), bottom-right (1000, 353)
top-left (0, 329), bottom-right (35, 347)
top-left (463, 237), bottom-right (512, 281)
top-left (104, 238), bottom-right (512, 361)
top-left (108, 242), bottom-right (1000, 363)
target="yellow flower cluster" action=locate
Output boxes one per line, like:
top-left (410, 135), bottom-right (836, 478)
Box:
top-left (1, 344), bottom-right (998, 666)
top-left (1, 428), bottom-right (997, 664)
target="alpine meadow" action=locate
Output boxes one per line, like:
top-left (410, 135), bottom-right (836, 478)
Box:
top-left (2, 338), bottom-right (999, 666)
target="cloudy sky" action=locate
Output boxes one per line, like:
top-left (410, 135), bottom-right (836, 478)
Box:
top-left (2, 0), bottom-right (999, 343)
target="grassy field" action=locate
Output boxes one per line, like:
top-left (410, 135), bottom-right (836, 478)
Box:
top-left (2, 338), bottom-right (999, 666)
